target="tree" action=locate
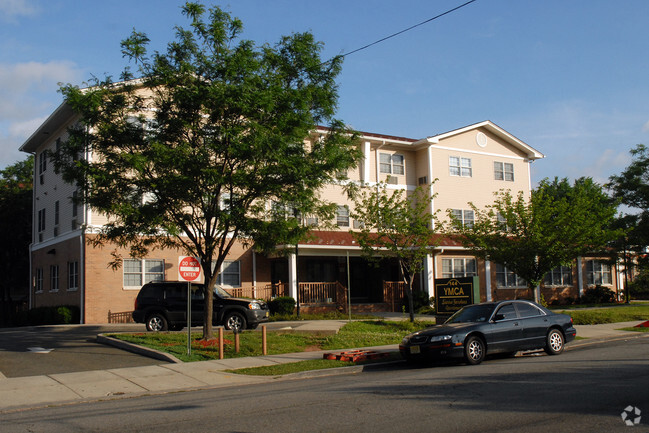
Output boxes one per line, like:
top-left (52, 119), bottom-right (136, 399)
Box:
top-left (607, 144), bottom-right (649, 300)
top-left (53, 2), bottom-right (360, 339)
top-left (0, 157), bottom-right (33, 323)
top-left (448, 177), bottom-right (620, 302)
top-left (347, 182), bottom-right (437, 322)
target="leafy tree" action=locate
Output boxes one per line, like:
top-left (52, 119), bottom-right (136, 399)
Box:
top-left (607, 144), bottom-right (649, 301)
top-left (0, 157), bottom-right (33, 321)
top-left (448, 177), bottom-right (620, 302)
top-left (53, 3), bottom-right (360, 339)
top-left (347, 182), bottom-right (437, 322)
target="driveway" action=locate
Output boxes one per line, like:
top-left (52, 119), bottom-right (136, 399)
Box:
top-left (0, 324), bottom-right (160, 378)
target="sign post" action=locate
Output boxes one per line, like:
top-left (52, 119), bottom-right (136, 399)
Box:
top-left (179, 256), bottom-right (201, 356)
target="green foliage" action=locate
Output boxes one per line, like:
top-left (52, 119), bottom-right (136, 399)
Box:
top-left (53, 2), bottom-right (360, 339)
top-left (268, 296), bottom-right (296, 316)
top-left (561, 304), bottom-right (649, 325)
top-left (628, 270), bottom-right (649, 299)
top-left (0, 157), bottom-right (33, 303)
top-left (407, 291), bottom-right (433, 313)
top-left (580, 286), bottom-right (616, 304)
top-left (448, 177), bottom-right (620, 299)
top-left (347, 182), bottom-right (438, 321)
top-left (15, 305), bottom-right (80, 326)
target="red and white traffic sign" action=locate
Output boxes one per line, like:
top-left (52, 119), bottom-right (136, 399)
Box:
top-left (178, 256), bottom-right (201, 282)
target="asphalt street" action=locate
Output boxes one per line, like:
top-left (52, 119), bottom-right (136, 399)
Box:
top-left (1, 336), bottom-right (647, 433)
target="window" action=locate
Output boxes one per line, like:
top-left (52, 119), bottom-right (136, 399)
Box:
top-left (442, 258), bottom-right (477, 278)
top-left (71, 190), bottom-right (78, 217)
top-left (336, 205), bottom-right (349, 227)
top-left (449, 156), bottom-right (472, 177)
top-left (544, 265), bottom-right (572, 286)
top-left (54, 201), bottom-right (60, 236)
top-left (587, 260), bottom-right (612, 285)
top-left (50, 265), bottom-right (59, 292)
top-left (38, 151), bottom-right (47, 184)
top-left (217, 261), bottom-right (240, 287)
top-left (515, 302), bottom-right (543, 318)
top-left (38, 208), bottom-right (46, 233)
top-left (495, 264), bottom-right (526, 288)
top-left (123, 259), bottom-right (164, 288)
top-left (418, 176), bottom-right (427, 185)
top-left (494, 161), bottom-right (514, 181)
top-left (379, 153), bottom-right (405, 175)
top-left (495, 303), bottom-right (517, 320)
top-left (68, 261), bottom-right (79, 291)
top-left (451, 209), bottom-right (474, 228)
top-left (35, 268), bottom-right (43, 293)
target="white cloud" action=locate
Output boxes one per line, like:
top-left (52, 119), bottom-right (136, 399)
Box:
top-left (0, 0), bottom-right (40, 21)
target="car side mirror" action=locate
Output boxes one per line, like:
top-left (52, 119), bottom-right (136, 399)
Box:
top-left (493, 314), bottom-right (505, 322)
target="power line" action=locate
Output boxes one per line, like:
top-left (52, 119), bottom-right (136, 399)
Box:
top-left (335, 0), bottom-right (478, 60)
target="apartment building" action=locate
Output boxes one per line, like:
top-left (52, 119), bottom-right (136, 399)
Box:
top-left (20, 102), bottom-right (622, 323)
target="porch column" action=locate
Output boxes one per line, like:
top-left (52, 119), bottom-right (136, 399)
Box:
top-left (485, 260), bottom-right (492, 302)
top-left (362, 141), bottom-right (371, 183)
top-left (577, 256), bottom-right (584, 297)
top-left (288, 252), bottom-right (297, 300)
top-left (424, 254), bottom-right (434, 299)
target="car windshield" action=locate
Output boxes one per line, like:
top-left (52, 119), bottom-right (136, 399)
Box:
top-left (445, 304), bottom-right (495, 324)
top-left (213, 286), bottom-right (232, 298)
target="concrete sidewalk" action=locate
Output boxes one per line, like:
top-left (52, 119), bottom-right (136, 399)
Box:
top-left (0, 320), bottom-right (646, 412)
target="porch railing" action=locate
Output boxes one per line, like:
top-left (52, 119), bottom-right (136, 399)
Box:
top-left (299, 282), bottom-right (341, 304)
top-left (223, 283), bottom-right (288, 301)
top-left (383, 281), bottom-right (406, 312)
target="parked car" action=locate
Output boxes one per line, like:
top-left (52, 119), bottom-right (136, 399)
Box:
top-left (132, 282), bottom-right (269, 332)
top-left (399, 300), bottom-right (576, 365)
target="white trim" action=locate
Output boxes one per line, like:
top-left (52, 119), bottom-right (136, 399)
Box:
top-left (363, 141), bottom-right (371, 183)
top-left (432, 144), bottom-right (529, 160)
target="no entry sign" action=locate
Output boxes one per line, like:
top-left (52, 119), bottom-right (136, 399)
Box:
top-left (178, 256), bottom-right (201, 281)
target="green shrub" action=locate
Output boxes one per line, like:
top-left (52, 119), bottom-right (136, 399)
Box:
top-left (628, 270), bottom-right (649, 300)
top-left (580, 286), bottom-right (616, 304)
top-left (268, 296), bottom-right (296, 316)
top-left (14, 305), bottom-right (80, 326)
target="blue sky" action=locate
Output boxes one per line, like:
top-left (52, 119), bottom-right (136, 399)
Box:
top-left (1, 0), bottom-right (648, 185)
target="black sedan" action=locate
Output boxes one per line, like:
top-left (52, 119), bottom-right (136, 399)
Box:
top-left (399, 300), bottom-right (576, 365)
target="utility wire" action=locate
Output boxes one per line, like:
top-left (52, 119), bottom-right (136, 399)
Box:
top-left (334, 0), bottom-right (478, 60)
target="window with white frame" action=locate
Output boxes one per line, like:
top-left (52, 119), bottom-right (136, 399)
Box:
top-left (544, 265), bottom-right (572, 286)
top-left (217, 260), bottom-right (241, 287)
top-left (379, 153), bottom-right (405, 175)
top-left (450, 209), bottom-right (474, 228)
top-left (50, 265), bottom-right (59, 292)
top-left (123, 259), bottom-right (164, 288)
top-left (495, 263), bottom-right (526, 288)
top-left (35, 268), bottom-right (43, 293)
top-left (38, 208), bottom-right (46, 233)
top-left (38, 151), bottom-right (47, 185)
top-left (68, 261), bottom-right (79, 291)
top-left (494, 161), bottom-right (514, 181)
top-left (336, 205), bottom-right (350, 227)
top-left (442, 258), bottom-right (477, 278)
top-left (449, 156), bottom-right (472, 177)
top-left (586, 260), bottom-right (612, 285)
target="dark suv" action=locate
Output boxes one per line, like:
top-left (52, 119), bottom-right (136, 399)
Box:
top-left (132, 282), bottom-right (269, 332)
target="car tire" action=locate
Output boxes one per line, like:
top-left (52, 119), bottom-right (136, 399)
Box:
top-left (224, 311), bottom-right (247, 331)
top-left (544, 329), bottom-right (564, 355)
top-left (464, 335), bottom-right (486, 365)
top-left (146, 313), bottom-right (168, 332)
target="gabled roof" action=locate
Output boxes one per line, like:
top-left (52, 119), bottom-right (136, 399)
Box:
top-left (19, 102), bottom-right (75, 154)
top-left (416, 120), bottom-right (544, 160)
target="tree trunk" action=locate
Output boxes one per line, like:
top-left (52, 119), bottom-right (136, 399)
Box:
top-left (406, 274), bottom-right (415, 323)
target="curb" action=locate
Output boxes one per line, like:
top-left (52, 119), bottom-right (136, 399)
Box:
top-left (97, 334), bottom-right (183, 364)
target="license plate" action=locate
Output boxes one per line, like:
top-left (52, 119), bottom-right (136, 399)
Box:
top-left (410, 345), bottom-right (421, 354)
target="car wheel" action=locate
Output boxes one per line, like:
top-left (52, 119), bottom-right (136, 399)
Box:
top-left (146, 313), bottom-right (168, 332)
top-left (544, 329), bottom-right (564, 355)
top-left (224, 312), bottom-right (246, 331)
top-left (464, 335), bottom-right (486, 365)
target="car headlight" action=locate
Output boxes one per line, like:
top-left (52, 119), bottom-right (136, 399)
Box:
top-left (401, 337), bottom-right (410, 345)
top-left (248, 302), bottom-right (261, 310)
top-left (430, 335), bottom-right (452, 343)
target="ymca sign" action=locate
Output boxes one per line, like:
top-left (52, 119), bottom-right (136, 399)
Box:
top-left (435, 276), bottom-right (480, 317)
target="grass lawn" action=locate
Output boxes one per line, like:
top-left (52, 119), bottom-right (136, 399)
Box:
top-left (110, 319), bottom-right (434, 363)
top-left (555, 304), bottom-right (649, 325)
